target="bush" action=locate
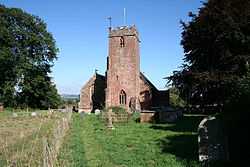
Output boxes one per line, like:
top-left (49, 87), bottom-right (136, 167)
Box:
top-left (222, 73), bottom-right (250, 164)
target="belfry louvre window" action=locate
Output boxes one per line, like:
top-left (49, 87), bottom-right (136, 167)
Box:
top-left (119, 90), bottom-right (126, 105)
top-left (120, 36), bottom-right (125, 47)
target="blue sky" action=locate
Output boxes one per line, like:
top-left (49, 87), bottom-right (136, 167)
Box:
top-left (2, 0), bottom-right (202, 94)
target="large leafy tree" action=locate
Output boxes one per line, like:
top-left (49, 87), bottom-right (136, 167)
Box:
top-left (0, 5), bottom-right (62, 108)
top-left (169, 0), bottom-right (250, 109)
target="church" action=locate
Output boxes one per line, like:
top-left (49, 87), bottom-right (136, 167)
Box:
top-left (79, 25), bottom-right (169, 113)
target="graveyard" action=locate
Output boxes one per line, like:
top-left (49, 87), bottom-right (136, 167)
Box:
top-left (0, 109), bottom-right (71, 166)
top-left (0, 109), bottom-right (204, 167)
top-left (1, 0), bottom-right (250, 166)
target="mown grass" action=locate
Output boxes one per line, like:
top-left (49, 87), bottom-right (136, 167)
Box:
top-left (57, 114), bottom-right (87, 167)
top-left (58, 113), bottom-right (204, 167)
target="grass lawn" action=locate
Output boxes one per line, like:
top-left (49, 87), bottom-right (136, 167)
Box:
top-left (58, 113), bottom-right (204, 167)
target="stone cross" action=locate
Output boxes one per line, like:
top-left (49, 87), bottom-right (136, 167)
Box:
top-left (107, 108), bottom-right (114, 129)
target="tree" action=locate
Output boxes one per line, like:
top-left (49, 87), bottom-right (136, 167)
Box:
top-left (169, 87), bottom-right (186, 108)
top-left (0, 5), bottom-right (62, 108)
top-left (169, 0), bottom-right (250, 110)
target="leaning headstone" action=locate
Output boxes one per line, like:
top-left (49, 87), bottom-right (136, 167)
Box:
top-left (198, 116), bottom-right (229, 164)
top-left (95, 109), bottom-right (101, 115)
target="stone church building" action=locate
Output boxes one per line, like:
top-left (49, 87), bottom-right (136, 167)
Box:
top-left (79, 25), bottom-right (169, 113)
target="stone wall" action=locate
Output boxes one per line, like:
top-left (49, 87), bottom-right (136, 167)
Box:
top-left (92, 74), bottom-right (106, 110)
top-left (139, 73), bottom-right (169, 109)
top-left (140, 110), bottom-right (156, 123)
top-left (152, 90), bottom-right (169, 107)
top-left (139, 75), bottom-right (152, 110)
top-left (79, 73), bottom-right (105, 113)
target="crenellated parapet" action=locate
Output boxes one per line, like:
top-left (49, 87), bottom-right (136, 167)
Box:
top-left (109, 25), bottom-right (140, 42)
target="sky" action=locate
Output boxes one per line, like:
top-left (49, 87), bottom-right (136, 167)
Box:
top-left (1, 0), bottom-right (202, 94)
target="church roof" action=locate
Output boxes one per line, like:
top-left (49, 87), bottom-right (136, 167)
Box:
top-left (140, 72), bottom-right (158, 91)
top-left (81, 72), bottom-right (105, 91)
top-left (81, 71), bottom-right (159, 92)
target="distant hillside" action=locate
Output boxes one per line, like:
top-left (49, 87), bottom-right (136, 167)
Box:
top-left (61, 94), bottom-right (80, 100)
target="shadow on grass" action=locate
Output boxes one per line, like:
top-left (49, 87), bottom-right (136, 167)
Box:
top-left (151, 115), bottom-right (204, 133)
top-left (159, 134), bottom-right (198, 160)
top-left (152, 115), bottom-right (205, 165)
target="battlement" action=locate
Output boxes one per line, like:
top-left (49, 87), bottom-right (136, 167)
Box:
top-left (109, 25), bottom-right (139, 40)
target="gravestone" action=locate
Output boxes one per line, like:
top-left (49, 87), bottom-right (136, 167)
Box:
top-left (31, 112), bottom-right (37, 117)
top-left (158, 107), bottom-right (183, 123)
top-left (198, 116), bottom-right (229, 163)
top-left (12, 113), bottom-right (18, 117)
top-left (95, 109), bottom-right (101, 115)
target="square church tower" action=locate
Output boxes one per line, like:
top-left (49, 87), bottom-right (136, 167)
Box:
top-left (105, 25), bottom-right (141, 111)
top-left (79, 25), bottom-right (169, 113)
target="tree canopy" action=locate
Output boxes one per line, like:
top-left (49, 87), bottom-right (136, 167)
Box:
top-left (0, 5), bottom-right (62, 108)
top-left (169, 0), bottom-right (250, 109)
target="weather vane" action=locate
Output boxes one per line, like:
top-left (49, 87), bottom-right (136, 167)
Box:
top-left (107, 16), bottom-right (112, 31)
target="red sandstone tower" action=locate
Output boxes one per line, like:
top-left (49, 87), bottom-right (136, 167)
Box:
top-left (106, 25), bottom-right (140, 111)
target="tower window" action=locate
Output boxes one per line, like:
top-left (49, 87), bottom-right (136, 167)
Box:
top-left (120, 36), bottom-right (125, 47)
top-left (119, 90), bottom-right (126, 105)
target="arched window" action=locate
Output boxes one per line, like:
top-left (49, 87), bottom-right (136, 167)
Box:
top-left (119, 90), bottom-right (126, 105)
top-left (120, 36), bottom-right (125, 47)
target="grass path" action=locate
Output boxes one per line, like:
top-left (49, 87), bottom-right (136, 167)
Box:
top-left (57, 114), bottom-right (115, 166)
top-left (57, 114), bottom-right (88, 167)
top-left (58, 113), bottom-right (203, 167)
